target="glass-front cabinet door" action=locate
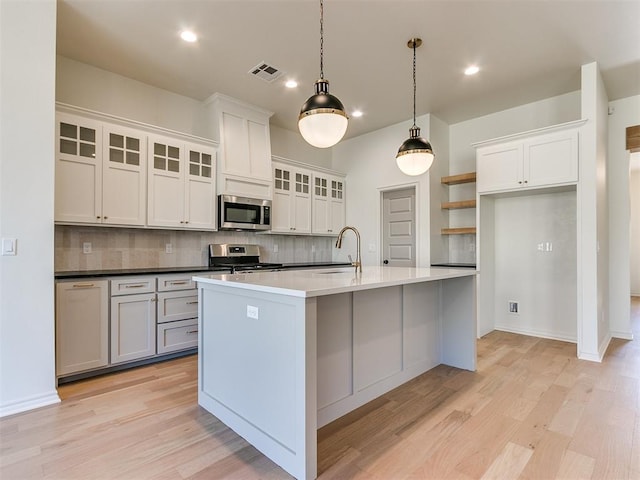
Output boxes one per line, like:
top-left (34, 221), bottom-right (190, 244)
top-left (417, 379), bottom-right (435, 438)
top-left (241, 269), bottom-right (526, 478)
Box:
top-left (54, 112), bottom-right (103, 224)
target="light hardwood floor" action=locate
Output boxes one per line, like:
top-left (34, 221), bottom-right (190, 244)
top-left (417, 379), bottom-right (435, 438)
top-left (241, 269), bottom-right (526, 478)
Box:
top-left (2, 298), bottom-right (639, 479)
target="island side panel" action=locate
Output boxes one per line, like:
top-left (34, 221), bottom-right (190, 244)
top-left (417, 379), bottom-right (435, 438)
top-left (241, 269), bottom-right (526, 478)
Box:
top-left (440, 275), bottom-right (477, 371)
top-left (402, 281), bottom-right (442, 370)
top-left (197, 283), bottom-right (317, 480)
top-left (317, 284), bottom-right (443, 428)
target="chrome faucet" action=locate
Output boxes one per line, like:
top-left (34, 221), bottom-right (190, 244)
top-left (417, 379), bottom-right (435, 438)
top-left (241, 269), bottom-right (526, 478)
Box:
top-left (335, 226), bottom-right (362, 273)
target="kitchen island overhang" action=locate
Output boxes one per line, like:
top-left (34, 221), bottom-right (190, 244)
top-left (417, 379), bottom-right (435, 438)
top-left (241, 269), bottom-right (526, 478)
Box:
top-left (193, 266), bottom-right (477, 480)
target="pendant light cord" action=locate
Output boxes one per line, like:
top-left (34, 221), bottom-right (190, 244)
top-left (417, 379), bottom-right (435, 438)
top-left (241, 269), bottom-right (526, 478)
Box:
top-left (319, 0), bottom-right (324, 80)
top-left (412, 40), bottom-right (417, 128)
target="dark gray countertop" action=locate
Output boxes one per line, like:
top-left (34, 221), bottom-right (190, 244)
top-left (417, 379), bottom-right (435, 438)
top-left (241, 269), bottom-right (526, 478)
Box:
top-left (54, 262), bottom-right (352, 279)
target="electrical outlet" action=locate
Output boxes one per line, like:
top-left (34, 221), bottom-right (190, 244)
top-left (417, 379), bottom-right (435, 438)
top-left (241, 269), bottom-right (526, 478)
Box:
top-left (82, 242), bottom-right (92, 254)
top-left (508, 301), bottom-right (519, 314)
top-left (165, 243), bottom-right (173, 254)
top-left (247, 305), bottom-right (259, 319)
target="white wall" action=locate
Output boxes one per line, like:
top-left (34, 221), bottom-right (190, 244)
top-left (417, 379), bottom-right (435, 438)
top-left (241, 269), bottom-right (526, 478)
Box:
top-left (270, 125), bottom-right (332, 170)
top-left (331, 114), bottom-right (441, 267)
top-left (0, 0), bottom-right (60, 416)
top-left (631, 168), bottom-right (640, 296)
top-left (448, 91), bottom-right (581, 263)
top-left (579, 62), bottom-right (610, 361)
top-left (493, 191), bottom-right (577, 341)
top-left (56, 56), bottom-right (208, 137)
top-left (608, 95), bottom-right (640, 335)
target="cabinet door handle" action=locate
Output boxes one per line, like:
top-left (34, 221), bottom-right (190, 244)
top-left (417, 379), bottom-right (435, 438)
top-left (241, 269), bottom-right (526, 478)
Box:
top-left (124, 284), bottom-right (147, 288)
top-left (96, 216), bottom-right (101, 219)
top-left (72, 283), bottom-right (95, 288)
top-left (169, 281), bottom-right (189, 285)
top-left (186, 301), bottom-right (198, 305)
top-left (186, 330), bottom-right (198, 335)
top-left (104, 216), bottom-right (108, 220)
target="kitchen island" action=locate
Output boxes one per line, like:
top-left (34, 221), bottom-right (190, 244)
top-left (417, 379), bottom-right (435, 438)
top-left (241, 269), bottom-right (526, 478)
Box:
top-left (193, 266), bottom-right (477, 480)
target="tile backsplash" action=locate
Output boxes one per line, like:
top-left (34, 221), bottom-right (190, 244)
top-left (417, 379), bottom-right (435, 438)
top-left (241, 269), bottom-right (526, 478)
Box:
top-left (55, 226), bottom-right (335, 272)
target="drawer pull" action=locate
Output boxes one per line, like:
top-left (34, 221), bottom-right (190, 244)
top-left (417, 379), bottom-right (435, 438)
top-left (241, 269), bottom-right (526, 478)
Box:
top-left (72, 283), bottom-right (94, 288)
top-left (124, 284), bottom-right (147, 288)
top-left (185, 330), bottom-right (198, 334)
top-left (186, 301), bottom-right (198, 305)
top-left (169, 281), bottom-right (189, 285)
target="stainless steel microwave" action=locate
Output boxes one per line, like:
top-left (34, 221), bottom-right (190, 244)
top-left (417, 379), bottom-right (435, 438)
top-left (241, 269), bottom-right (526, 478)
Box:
top-left (218, 195), bottom-right (271, 231)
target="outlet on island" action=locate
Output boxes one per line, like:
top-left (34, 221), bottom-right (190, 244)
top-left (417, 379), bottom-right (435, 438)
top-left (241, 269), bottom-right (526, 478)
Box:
top-left (165, 243), bottom-right (173, 254)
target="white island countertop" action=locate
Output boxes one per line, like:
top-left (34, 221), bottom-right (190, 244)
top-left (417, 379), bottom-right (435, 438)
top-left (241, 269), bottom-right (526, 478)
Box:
top-left (193, 266), bottom-right (477, 298)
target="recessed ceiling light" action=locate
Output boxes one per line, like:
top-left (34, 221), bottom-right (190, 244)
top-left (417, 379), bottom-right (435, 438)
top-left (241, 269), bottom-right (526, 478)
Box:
top-left (351, 110), bottom-right (363, 118)
top-left (464, 65), bottom-right (480, 76)
top-left (285, 80), bottom-right (298, 89)
top-left (180, 30), bottom-right (198, 43)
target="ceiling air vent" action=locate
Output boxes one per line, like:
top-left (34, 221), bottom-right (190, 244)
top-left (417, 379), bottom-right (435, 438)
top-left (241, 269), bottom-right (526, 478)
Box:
top-left (249, 62), bottom-right (285, 83)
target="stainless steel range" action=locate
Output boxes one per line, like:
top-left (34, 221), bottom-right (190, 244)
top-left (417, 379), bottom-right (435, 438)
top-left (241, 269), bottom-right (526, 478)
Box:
top-left (208, 244), bottom-right (283, 273)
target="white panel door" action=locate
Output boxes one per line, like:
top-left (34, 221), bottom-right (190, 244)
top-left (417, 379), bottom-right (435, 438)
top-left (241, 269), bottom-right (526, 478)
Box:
top-left (272, 164), bottom-right (293, 232)
top-left (55, 113), bottom-right (102, 223)
top-left (247, 119), bottom-right (271, 180)
top-left (477, 142), bottom-right (523, 193)
top-left (184, 144), bottom-right (216, 230)
top-left (525, 130), bottom-right (578, 187)
top-left (382, 187), bottom-right (416, 267)
top-left (147, 136), bottom-right (184, 227)
top-left (102, 124), bottom-right (146, 226)
top-left (221, 111), bottom-right (250, 176)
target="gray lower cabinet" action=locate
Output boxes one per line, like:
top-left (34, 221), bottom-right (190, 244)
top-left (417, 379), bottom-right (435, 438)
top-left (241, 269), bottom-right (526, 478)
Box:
top-left (56, 279), bottom-right (109, 376)
top-left (110, 289), bottom-right (157, 364)
top-left (55, 272), bottom-right (200, 379)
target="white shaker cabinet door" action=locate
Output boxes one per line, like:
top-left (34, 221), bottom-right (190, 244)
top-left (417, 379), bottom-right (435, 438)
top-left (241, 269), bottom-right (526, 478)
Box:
top-left (102, 123), bottom-right (147, 226)
top-left (476, 142), bottom-right (523, 193)
top-left (524, 130), bottom-right (578, 188)
top-left (184, 143), bottom-right (216, 230)
top-left (55, 113), bottom-right (103, 224)
top-left (56, 280), bottom-right (109, 376)
top-left (147, 135), bottom-right (185, 228)
top-left (110, 292), bottom-right (157, 364)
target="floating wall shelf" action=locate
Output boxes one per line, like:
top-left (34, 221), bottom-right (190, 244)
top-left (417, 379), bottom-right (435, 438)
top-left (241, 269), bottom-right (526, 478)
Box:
top-left (441, 172), bottom-right (477, 235)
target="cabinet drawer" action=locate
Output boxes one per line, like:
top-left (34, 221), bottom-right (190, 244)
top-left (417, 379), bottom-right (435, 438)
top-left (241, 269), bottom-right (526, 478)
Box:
top-left (157, 274), bottom-right (198, 292)
top-left (157, 290), bottom-right (198, 323)
top-left (110, 276), bottom-right (155, 295)
top-left (157, 318), bottom-right (198, 354)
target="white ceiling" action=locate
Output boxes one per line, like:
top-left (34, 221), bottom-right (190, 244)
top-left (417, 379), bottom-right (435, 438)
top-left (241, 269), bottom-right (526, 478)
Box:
top-left (56, 0), bottom-right (640, 141)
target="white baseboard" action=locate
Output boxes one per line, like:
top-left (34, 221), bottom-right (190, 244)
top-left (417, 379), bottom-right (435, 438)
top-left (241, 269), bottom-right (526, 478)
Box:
top-left (494, 325), bottom-right (577, 344)
top-left (0, 390), bottom-right (60, 418)
top-left (610, 330), bottom-right (634, 340)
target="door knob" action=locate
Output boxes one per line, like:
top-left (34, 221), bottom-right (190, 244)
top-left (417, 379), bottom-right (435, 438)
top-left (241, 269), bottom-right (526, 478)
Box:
top-left (383, 260), bottom-right (389, 265)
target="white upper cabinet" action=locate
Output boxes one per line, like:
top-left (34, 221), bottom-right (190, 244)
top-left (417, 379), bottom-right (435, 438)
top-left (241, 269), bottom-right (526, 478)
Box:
top-left (312, 173), bottom-right (345, 235)
top-left (272, 162), bottom-right (312, 234)
top-left (55, 113), bottom-right (147, 226)
top-left (55, 105), bottom-right (217, 230)
top-left (55, 112), bottom-right (104, 224)
top-left (208, 94), bottom-right (273, 199)
top-left (147, 134), bottom-right (217, 230)
top-left (102, 123), bottom-right (147, 225)
top-left (477, 125), bottom-right (579, 194)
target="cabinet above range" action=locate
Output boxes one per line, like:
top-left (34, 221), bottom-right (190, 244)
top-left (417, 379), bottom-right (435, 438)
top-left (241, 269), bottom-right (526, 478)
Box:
top-left (206, 93), bottom-right (274, 200)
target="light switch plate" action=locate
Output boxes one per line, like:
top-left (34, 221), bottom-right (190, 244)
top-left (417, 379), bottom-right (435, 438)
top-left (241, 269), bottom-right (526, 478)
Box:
top-left (1, 238), bottom-right (17, 256)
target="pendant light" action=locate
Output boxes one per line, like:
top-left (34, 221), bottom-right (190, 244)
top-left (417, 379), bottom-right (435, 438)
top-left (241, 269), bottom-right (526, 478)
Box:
top-left (396, 38), bottom-right (435, 176)
top-left (298, 0), bottom-right (348, 148)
